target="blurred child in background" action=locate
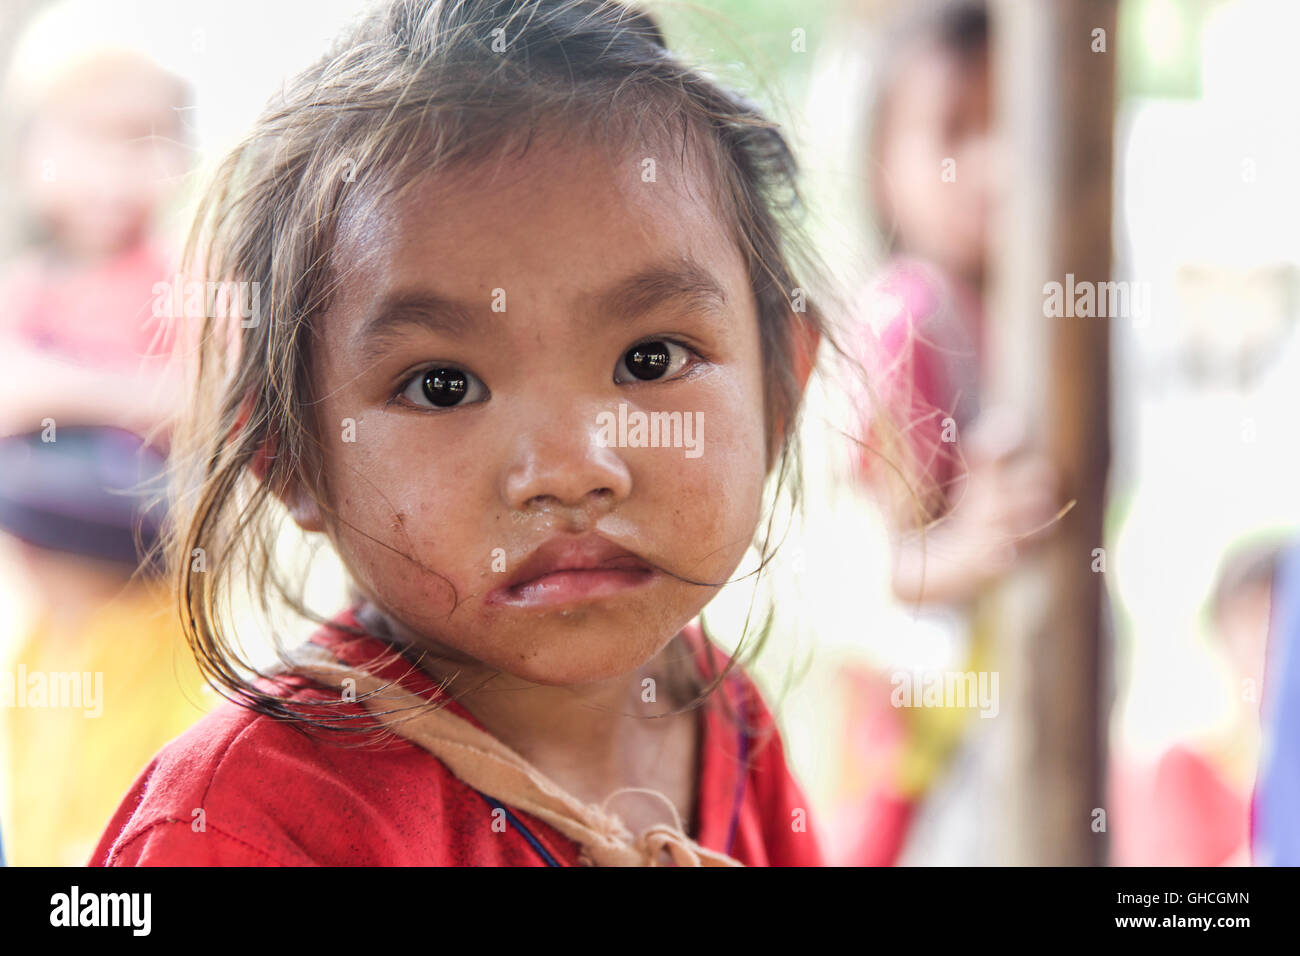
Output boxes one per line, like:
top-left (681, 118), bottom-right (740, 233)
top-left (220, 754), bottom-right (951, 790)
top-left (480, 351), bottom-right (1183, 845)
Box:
top-left (0, 5), bottom-right (208, 866)
top-left (1109, 540), bottom-right (1279, 866)
top-left (0, 42), bottom-right (187, 437)
top-left (830, 0), bottom-right (1059, 865)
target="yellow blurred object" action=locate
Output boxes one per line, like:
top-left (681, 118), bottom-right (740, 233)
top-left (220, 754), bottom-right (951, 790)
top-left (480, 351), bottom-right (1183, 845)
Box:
top-left (894, 607), bottom-right (993, 799)
top-left (0, 581), bottom-right (211, 866)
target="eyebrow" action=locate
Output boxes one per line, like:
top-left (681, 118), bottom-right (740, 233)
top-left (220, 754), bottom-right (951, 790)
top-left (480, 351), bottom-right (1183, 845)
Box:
top-left (352, 258), bottom-right (730, 360)
top-left (353, 291), bottom-right (477, 362)
top-left (589, 258), bottom-right (730, 325)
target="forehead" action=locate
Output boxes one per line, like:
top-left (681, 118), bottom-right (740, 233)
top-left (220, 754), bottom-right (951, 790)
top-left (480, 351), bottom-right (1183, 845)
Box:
top-left (40, 56), bottom-right (185, 133)
top-left (327, 124), bottom-right (745, 320)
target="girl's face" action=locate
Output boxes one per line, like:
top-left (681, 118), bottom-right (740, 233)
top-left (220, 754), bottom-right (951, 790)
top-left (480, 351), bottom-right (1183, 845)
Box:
top-left (20, 57), bottom-right (188, 260)
top-left (875, 42), bottom-right (993, 282)
top-left (297, 130), bottom-right (770, 686)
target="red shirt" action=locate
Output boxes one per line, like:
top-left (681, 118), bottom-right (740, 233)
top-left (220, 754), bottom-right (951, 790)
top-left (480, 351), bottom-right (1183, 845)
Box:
top-left (1109, 744), bottom-right (1250, 866)
top-left (91, 609), bottom-right (824, 866)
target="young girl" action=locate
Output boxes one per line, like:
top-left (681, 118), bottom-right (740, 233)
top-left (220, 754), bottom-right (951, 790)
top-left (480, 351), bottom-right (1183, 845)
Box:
top-left (91, 0), bottom-right (830, 867)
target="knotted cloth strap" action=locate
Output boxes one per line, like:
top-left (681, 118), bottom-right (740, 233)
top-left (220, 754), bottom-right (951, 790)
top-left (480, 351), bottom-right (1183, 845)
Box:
top-left (285, 642), bottom-right (744, 867)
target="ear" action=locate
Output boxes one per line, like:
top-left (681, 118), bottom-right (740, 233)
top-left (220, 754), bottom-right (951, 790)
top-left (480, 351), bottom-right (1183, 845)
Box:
top-left (230, 393), bottom-right (325, 533)
top-left (278, 479), bottom-right (326, 533)
top-left (773, 311), bottom-right (821, 439)
top-left (252, 446), bottom-right (325, 534)
top-left (766, 312), bottom-right (821, 469)
top-left (791, 311), bottom-right (820, 397)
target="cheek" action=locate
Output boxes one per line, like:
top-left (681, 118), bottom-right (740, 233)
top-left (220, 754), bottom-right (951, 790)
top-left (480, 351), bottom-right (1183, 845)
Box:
top-left (883, 138), bottom-right (937, 220)
top-left (647, 369), bottom-right (768, 577)
top-left (316, 412), bottom-right (490, 614)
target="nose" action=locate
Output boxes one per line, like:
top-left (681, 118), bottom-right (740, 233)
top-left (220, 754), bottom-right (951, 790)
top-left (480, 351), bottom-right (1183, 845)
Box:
top-left (502, 403), bottom-right (633, 519)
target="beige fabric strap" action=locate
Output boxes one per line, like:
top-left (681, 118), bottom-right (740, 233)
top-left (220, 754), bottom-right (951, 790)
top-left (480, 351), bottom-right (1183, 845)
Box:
top-left (285, 641), bottom-right (744, 867)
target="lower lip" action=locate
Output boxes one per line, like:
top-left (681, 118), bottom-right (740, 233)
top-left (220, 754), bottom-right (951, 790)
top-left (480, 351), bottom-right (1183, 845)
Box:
top-left (487, 567), bottom-right (656, 609)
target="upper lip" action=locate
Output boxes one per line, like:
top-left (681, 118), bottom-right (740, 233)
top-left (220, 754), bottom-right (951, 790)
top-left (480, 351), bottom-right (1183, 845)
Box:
top-left (501, 534), bottom-right (653, 591)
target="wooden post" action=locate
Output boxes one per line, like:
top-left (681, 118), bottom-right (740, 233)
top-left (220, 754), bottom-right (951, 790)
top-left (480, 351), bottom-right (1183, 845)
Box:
top-left (984, 0), bottom-right (1116, 865)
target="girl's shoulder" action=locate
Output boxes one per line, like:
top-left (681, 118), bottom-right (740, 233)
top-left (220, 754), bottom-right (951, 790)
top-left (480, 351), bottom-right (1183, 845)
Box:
top-left (87, 681), bottom-right (396, 865)
top-left (89, 613), bottom-right (485, 866)
top-left (681, 623), bottom-right (827, 866)
top-left (853, 256), bottom-right (979, 360)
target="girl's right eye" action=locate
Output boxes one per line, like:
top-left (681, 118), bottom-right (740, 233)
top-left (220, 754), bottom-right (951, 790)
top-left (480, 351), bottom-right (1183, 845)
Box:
top-left (398, 366), bottom-right (489, 409)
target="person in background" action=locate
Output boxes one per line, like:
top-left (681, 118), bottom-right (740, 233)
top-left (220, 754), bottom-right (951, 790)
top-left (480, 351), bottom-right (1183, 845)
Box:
top-left (0, 10), bottom-right (207, 866)
top-left (0, 43), bottom-right (188, 438)
top-left (1109, 539), bottom-right (1280, 866)
top-left (831, 0), bottom-right (1060, 865)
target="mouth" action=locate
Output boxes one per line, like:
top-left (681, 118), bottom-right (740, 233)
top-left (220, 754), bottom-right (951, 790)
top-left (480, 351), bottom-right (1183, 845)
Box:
top-left (485, 533), bottom-right (658, 610)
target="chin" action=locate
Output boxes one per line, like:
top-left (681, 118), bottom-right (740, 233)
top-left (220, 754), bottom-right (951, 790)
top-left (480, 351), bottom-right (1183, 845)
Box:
top-left (477, 611), bottom-right (680, 687)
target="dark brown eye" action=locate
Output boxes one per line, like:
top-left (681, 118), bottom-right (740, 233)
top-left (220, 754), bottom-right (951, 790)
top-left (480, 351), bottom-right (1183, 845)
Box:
top-left (421, 368), bottom-right (469, 406)
top-left (398, 364), bottom-right (487, 410)
top-left (619, 341), bottom-right (674, 381)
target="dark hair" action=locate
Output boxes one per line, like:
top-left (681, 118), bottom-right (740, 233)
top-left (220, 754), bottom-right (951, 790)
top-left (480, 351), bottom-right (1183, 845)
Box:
top-left (874, 0), bottom-right (989, 99)
top-left (165, 0), bottom-right (855, 737)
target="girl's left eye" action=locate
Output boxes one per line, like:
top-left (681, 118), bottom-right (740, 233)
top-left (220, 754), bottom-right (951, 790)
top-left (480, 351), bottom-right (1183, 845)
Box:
top-left (398, 366), bottom-right (489, 409)
top-left (614, 339), bottom-right (695, 384)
